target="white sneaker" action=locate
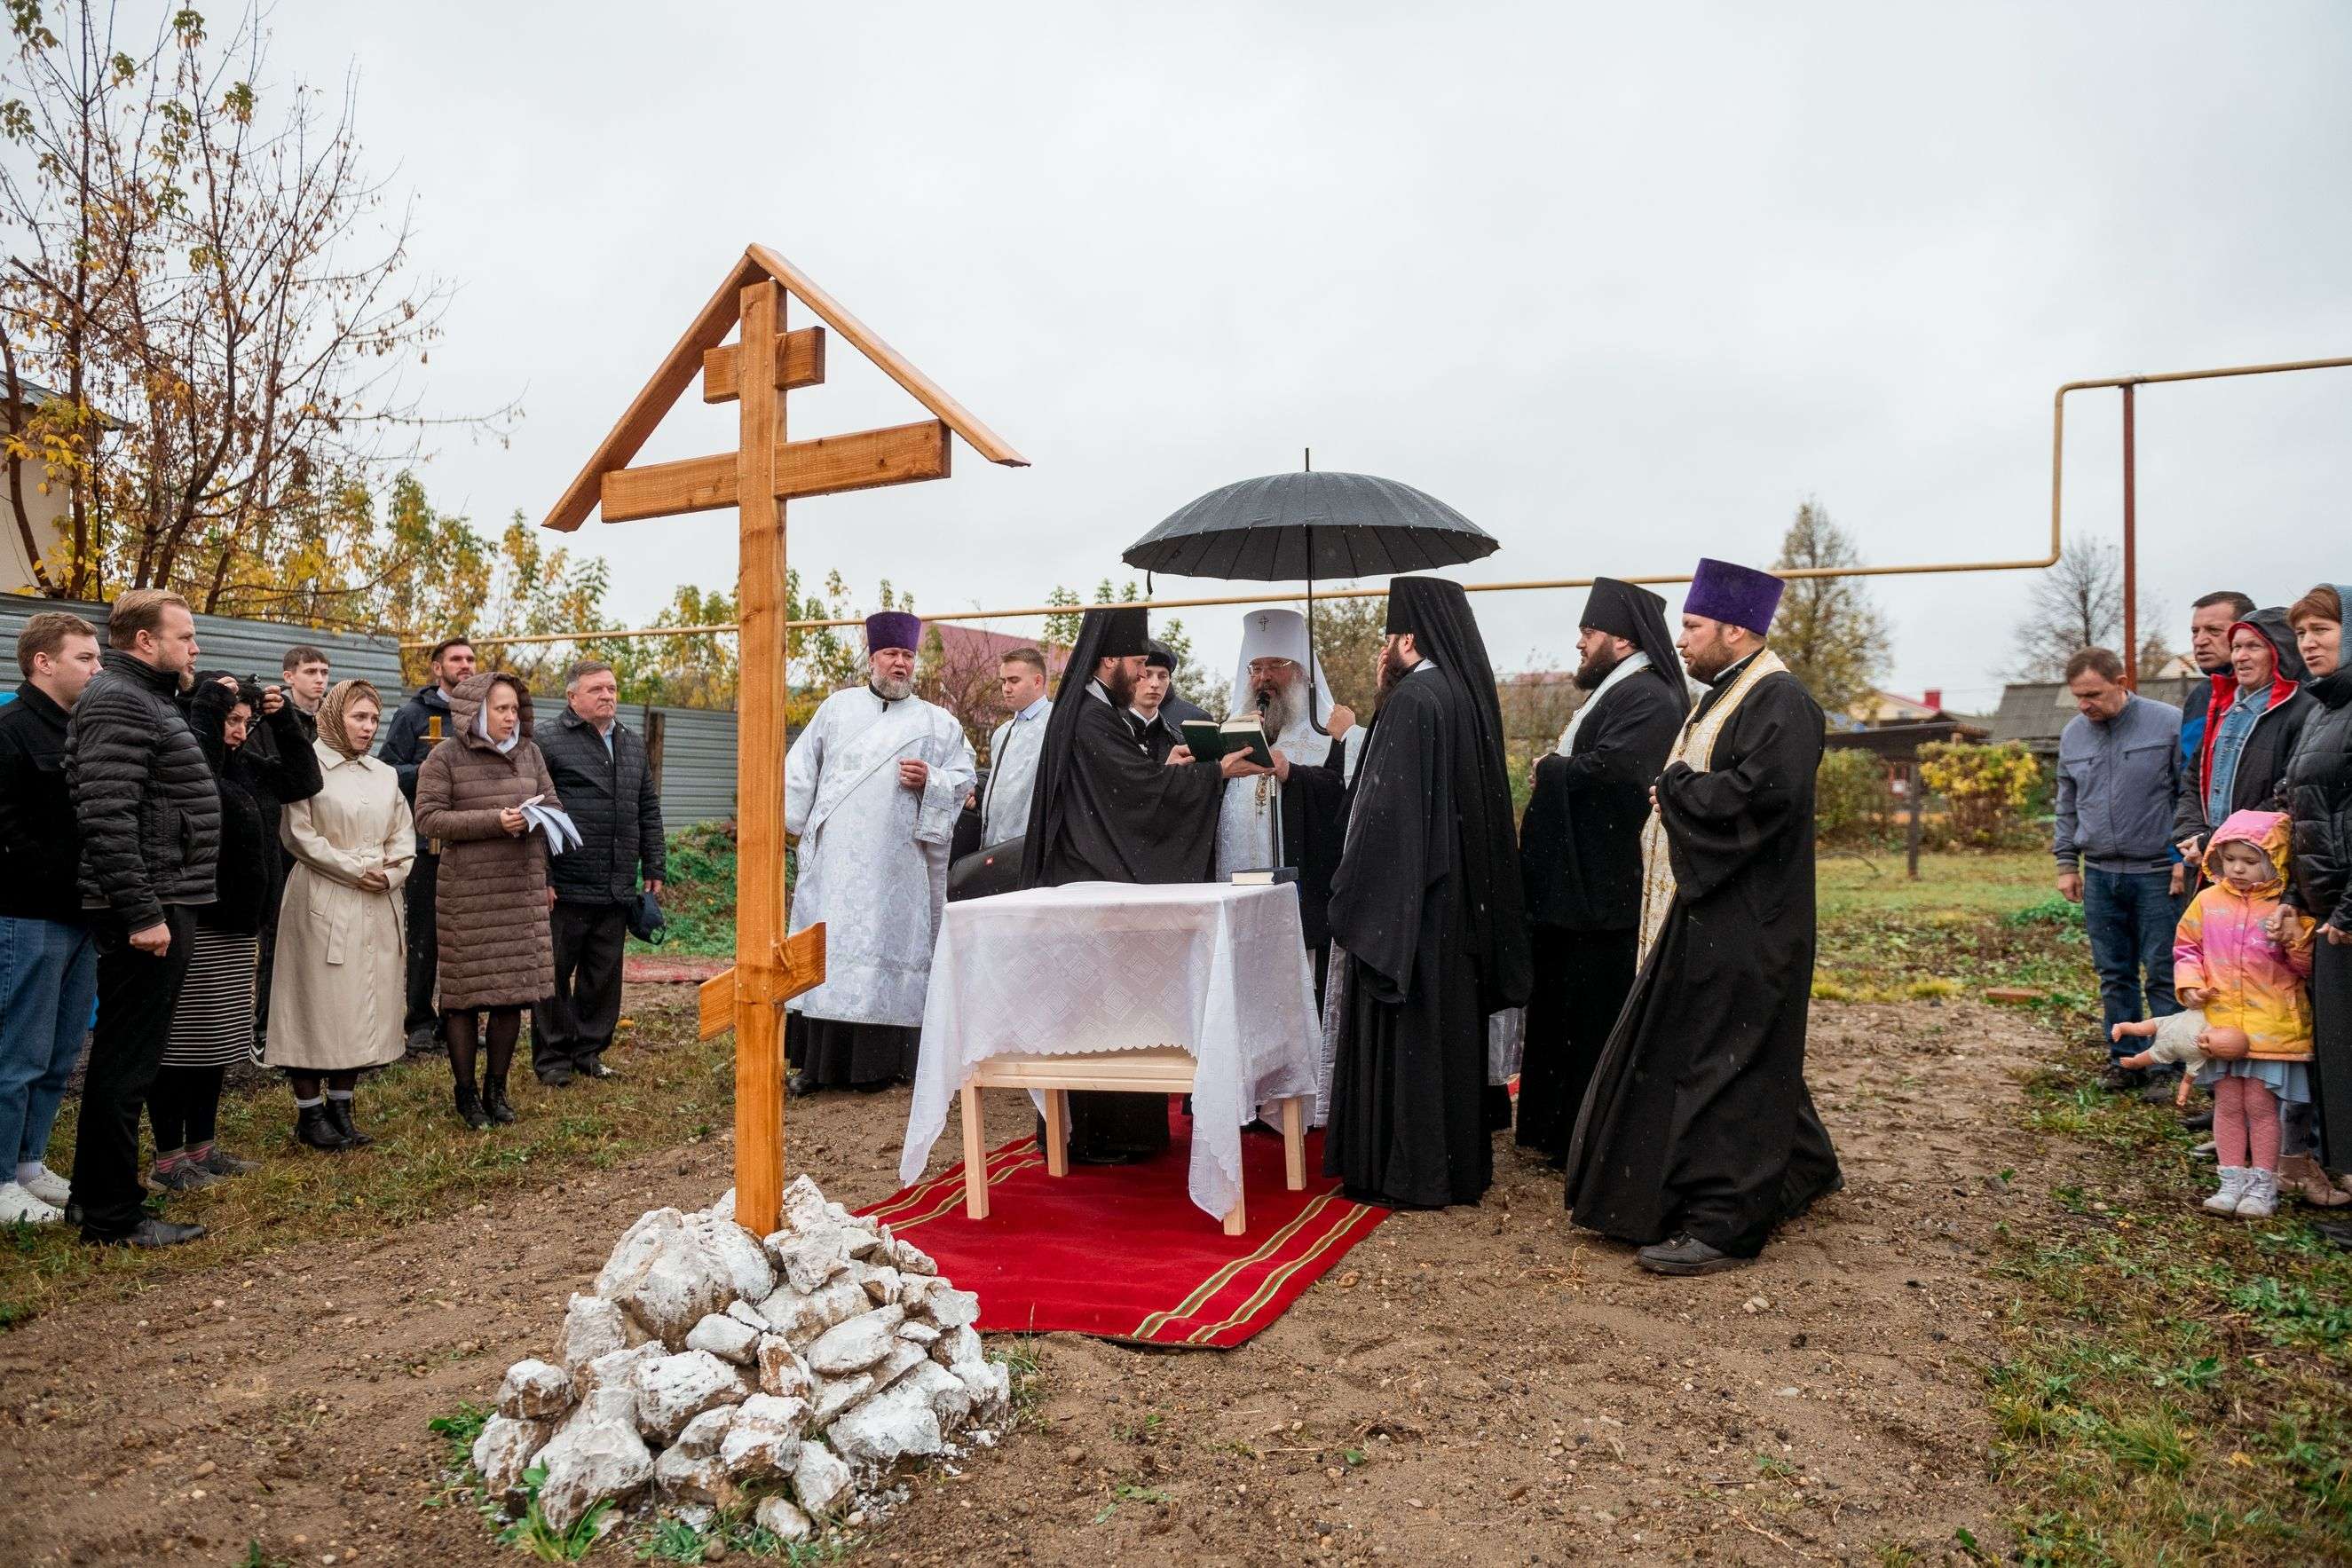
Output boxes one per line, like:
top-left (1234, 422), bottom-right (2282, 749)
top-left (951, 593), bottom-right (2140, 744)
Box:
top-left (2234, 1170), bottom-right (2279, 1219)
top-left (17, 1164), bottom-right (70, 1205)
top-left (0, 1180), bottom-right (64, 1225)
top-left (2203, 1168), bottom-right (2251, 1216)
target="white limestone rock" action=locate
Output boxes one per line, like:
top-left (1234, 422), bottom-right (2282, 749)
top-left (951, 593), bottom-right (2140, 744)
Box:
top-left (596, 1208), bottom-right (737, 1347)
top-left (950, 1356), bottom-right (1011, 1423)
top-left (855, 1263), bottom-right (904, 1306)
top-left (685, 1211), bottom-right (776, 1304)
top-left (579, 1341), bottom-right (664, 1400)
top-left (895, 1320), bottom-right (940, 1348)
top-left (559, 1294), bottom-right (628, 1375)
top-left (635, 1350), bottom-right (750, 1444)
top-left (756, 1494), bottom-right (813, 1541)
top-left (901, 1358), bottom-right (973, 1430)
top-left (672, 1405), bottom-right (736, 1460)
top-left (725, 1297), bottom-right (772, 1333)
top-left (791, 1438), bottom-right (855, 1518)
top-left (770, 1278), bottom-right (871, 1350)
top-left (930, 1324), bottom-right (983, 1369)
top-left (716, 1392), bottom-right (809, 1477)
top-left (755, 1335), bottom-right (814, 1400)
top-left (826, 1375), bottom-right (944, 1468)
top-left (533, 1397), bottom-right (653, 1533)
top-left (888, 1237), bottom-right (937, 1276)
top-left (809, 1372), bottom-right (874, 1426)
top-left (707, 1186), bottom-right (737, 1222)
top-left (652, 1444), bottom-right (743, 1510)
top-left (497, 1358), bottom-right (574, 1421)
top-left (808, 1304), bottom-right (904, 1376)
top-left (770, 1227), bottom-right (855, 1294)
top-left (868, 1339), bottom-right (930, 1394)
top-left (919, 1285), bottom-right (982, 1330)
top-left (685, 1312), bottom-right (762, 1366)
top-left (779, 1174), bottom-right (832, 1233)
top-left (470, 1413), bottom-right (552, 1500)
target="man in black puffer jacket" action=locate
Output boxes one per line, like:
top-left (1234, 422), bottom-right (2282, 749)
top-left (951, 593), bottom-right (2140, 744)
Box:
top-left (531, 659), bottom-right (666, 1085)
top-left (62, 589), bottom-right (218, 1248)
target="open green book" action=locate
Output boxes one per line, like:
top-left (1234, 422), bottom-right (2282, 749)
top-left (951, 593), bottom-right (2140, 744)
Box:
top-left (1180, 715), bottom-right (1274, 768)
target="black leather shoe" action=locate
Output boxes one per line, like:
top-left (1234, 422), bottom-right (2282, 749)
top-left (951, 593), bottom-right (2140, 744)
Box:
top-left (323, 1098), bottom-right (373, 1148)
top-left (295, 1103), bottom-right (351, 1152)
top-left (2182, 1109), bottom-right (2215, 1132)
top-left (406, 1025), bottom-right (445, 1056)
top-left (90, 1217), bottom-right (207, 1249)
top-left (578, 1058), bottom-right (614, 1080)
top-left (454, 1084), bottom-right (492, 1131)
top-left (2096, 1062), bottom-right (2147, 1092)
top-left (1637, 1233), bottom-right (1747, 1276)
top-left (2137, 1072), bottom-right (2184, 1104)
top-left (785, 1071), bottom-right (815, 1099)
top-left (537, 1065), bottom-right (574, 1089)
top-left (483, 1080), bottom-right (518, 1126)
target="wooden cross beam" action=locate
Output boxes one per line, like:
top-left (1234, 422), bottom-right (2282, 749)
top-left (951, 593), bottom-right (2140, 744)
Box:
top-left (542, 245), bottom-right (1025, 1238)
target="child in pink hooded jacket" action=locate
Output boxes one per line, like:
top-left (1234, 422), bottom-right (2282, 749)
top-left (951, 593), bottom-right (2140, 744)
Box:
top-left (2171, 809), bottom-right (2315, 1218)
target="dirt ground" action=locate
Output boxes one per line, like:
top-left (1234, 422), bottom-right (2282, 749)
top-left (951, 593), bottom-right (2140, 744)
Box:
top-left (0, 992), bottom-right (2055, 1566)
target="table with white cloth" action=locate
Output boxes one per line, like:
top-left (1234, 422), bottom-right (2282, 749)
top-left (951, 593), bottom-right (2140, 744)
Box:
top-left (900, 881), bottom-right (1323, 1228)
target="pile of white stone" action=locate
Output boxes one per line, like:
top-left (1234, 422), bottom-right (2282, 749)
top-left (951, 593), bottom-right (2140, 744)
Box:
top-left (468, 1175), bottom-right (1010, 1543)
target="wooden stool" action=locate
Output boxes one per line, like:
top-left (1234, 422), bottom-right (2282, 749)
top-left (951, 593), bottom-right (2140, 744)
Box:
top-left (957, 1047), bottom-right (1306, 1236)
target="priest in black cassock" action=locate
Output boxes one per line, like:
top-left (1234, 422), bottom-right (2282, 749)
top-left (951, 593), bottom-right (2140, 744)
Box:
top-left (1563, 558), bottom-right (1843, 1275)
top-left (1019, 604), bottom-right (1229, 1162)
top-left (1513, 579), bottom-right (1688, 1163)
top-left (1322, 577), bottom-right (1531, 1208)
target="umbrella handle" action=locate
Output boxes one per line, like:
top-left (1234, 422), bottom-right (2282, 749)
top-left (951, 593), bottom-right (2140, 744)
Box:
top-left (1306, 527), bottom-right (1328, 736)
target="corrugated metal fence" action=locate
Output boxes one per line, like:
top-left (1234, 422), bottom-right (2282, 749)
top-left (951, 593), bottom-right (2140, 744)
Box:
top-left (1, 592), bottom-right (745, 826)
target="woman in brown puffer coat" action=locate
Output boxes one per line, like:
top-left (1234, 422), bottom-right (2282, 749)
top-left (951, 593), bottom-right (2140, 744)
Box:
top-left (414, 672), bottom-right (562, 1129)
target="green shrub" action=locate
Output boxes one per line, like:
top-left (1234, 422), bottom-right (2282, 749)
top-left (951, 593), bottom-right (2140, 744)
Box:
top-left (1816, 747), bottom-right (1895, 849)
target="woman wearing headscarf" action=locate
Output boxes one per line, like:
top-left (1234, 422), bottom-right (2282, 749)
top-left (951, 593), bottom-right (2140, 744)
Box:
top-left (2277, 584), bottom-right (2352, 1206)
top-left (266, 680), bottom-right (414, 1149)
top-left (147, 673), bottom-right (322, 1187)
top-left (414, 671), bottom-right (561, 1129)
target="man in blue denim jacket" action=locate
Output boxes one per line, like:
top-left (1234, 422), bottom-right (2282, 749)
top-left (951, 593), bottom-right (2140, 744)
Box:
top-left (2052, 646), bottom-right (2186, 1090)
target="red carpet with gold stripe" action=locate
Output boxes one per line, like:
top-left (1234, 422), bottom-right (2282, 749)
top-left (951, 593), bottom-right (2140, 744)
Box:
top-left (858, 1105), bottom-right (1388, 1348)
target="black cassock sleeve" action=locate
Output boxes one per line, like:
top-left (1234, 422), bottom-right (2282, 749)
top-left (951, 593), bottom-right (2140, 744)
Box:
top-left (1056, 698), bottom-right (1220, 883)
top-left (1328, 684), bottom-right (1449, 1004)
top-left (1655, 678), bottom-right (1821, 902)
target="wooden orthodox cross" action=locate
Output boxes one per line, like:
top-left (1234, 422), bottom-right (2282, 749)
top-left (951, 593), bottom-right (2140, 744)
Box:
top-left (542, 245), bottom-right (1026, 1235)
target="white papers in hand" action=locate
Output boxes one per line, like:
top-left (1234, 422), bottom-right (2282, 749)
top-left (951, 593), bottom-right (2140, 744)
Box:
top-left (517, 795), bottom-right (584, 854)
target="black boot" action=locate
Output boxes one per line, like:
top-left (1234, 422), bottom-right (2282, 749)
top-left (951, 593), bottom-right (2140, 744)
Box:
top-left (483, 1073), bottom-right (518, 1125)
top-left (295, 1102), bottom-right (351, 1152)
top-left (453, 1082), bottom-right (492, 1131)
top-left (323, 1096), bottom-right (373, 1148)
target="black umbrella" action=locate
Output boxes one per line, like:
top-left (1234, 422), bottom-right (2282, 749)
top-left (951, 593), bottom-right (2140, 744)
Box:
top-left (1123, 469), bottom-right (1499, 580)
top-left (1122, 463), bottom-right (1500, 731)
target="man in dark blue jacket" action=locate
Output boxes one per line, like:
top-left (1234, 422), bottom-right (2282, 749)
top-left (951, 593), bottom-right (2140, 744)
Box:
top-left (376, 635), bottom-right (474, 1052)
top-left (532, 659), bottom-right (666, 1085)
top-left (0, 611), bottom-right (103, 1225)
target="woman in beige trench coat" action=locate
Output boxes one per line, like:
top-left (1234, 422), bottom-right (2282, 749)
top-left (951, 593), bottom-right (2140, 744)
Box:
top-left (264, 680), bottom-right (414, 1150)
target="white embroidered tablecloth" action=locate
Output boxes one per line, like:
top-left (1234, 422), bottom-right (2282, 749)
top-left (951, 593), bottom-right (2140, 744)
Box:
top-left (901, 881), bottom-right (1322, 1222)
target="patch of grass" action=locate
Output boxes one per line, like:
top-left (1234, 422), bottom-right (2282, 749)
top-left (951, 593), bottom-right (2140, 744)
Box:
top-left (0, 988), bottom-right (730, 1331)
top-left (629, 820), bottom-right (741, 957)
top-left (496, 1464), bottom-right (614, 1560)
top-left (1812, 853), bottom-right (2352, 1561)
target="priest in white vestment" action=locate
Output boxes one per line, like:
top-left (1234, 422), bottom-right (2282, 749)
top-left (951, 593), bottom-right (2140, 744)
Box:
top-left (784, 611), bottom-right (976, 1094)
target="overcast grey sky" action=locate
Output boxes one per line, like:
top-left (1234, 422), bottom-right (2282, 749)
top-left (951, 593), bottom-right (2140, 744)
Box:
top-left (273, 0), bottom-right (2352, 711)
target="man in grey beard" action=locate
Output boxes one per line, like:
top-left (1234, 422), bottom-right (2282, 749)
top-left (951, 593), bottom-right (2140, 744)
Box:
top-left (1212, 610), bottom-right (1358, 1013)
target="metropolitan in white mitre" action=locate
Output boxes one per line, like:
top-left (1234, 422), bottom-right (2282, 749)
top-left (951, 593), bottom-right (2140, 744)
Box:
top-left (783, 611), bottom-right (976, 1095)
top-left (1212, 609), bottom-right (1360, 1003)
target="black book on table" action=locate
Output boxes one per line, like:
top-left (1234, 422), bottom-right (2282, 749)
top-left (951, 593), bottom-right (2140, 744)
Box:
top-left (1180, 715), bottom-right (1274, 768)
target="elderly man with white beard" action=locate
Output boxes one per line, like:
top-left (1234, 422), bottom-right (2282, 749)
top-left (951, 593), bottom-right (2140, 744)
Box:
top-left (1213, 609), bottom-right (1359, 1002)
top-left (783, 611), bottom-right (976, 1097)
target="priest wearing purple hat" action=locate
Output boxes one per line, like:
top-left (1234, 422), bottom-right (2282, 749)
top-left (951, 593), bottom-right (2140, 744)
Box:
top-left (783, 611), bottom-right (975, 1096)
top-left (1562, 557), bottom-right (1843, 1274)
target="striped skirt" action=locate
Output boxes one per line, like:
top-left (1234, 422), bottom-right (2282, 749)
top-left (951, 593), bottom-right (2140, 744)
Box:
top-left (162, 928), bottom-right (259, 1070)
